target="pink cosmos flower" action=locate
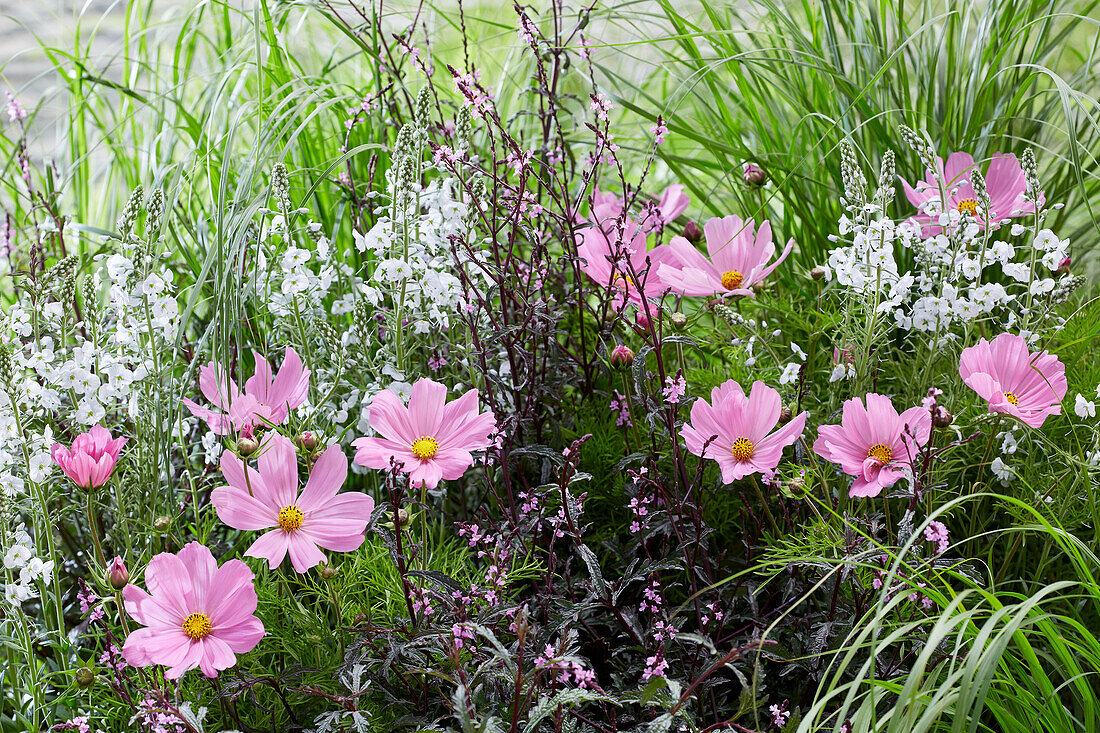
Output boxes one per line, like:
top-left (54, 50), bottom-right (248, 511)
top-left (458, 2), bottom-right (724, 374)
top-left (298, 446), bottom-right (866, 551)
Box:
top-left (51, 425), bottom-right (127, 489)
top-left (681, 380), bottom-right (807, 483)
top-left (121, 542), bottom-right (264, 679)
top-left (899, 152), bottom-right (1042, 236)
top-left (813, 394), bottom-right (931, 498)
top-left (353, 378), bottom-right (497, 490)
top-left (575, 219), bottom-right (678, 306)
top-left (958, 332), bottom-right (1067, 428)
top-left (212, 434), bottom-right (374, 573)
top-left (585, 184), bottom-right (689, 232)
top-left (655, 216), bottom-right (794, 298)
top-left (182, 348), bottom-right (310, 435)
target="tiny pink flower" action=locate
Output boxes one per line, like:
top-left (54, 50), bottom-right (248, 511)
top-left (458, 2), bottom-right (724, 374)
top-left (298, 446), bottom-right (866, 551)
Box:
top-left (51, 425), bottom-right (126, 489)
top-left (899, 152), bottom-right (1043, 235)
top-left (353, 378), bottom-right (497, 490)
top-left (813, 394), bottom-right (931, 498)
top-left (681, 380), bottom-right (807, 483)
top-left (182, 348), bottom-right (310, 435)
top-left (121, 542), bottom-right (265, 679)
top-left (212, 434), bottom-right (374, 573)
top-left (655, 216), bottom-right (794, 298)
top-left (958, 332), bottom-right (1067, 428)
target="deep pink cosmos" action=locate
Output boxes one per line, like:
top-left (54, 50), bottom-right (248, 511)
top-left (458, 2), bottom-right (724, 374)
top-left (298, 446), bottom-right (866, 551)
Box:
top-left (681, 380), bottom-right (807, 483)
top-left (121, 542), bottom-right (264, 679)
top-left (813, 393), bottom-right (931, 498)
top-left (899, 152), bottom-right (1042, 235)
top-left (655, 216), bottom-right (794, 298)
top-left (212, 434), bottom-right (374, 573)
top-left (958, 332), bottom-right (1067, 429)
top-left (51, 425), bottom-right (126, 488)
top-left (353, 378), bottom-right (497, 490)
top-left (182, 348), bottom-right (310, 435)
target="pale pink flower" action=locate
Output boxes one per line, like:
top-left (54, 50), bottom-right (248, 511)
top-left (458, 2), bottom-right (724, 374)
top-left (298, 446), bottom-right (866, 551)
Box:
top-left (655, 216), bottom-right (794, 297)
top-left (352, 378), bottom-right (496, 490)
top-left (813, 394), bottom-right (931, 498)
top-left (899, 152), bottom-right (1042, 235)
top-left (212, 434), bottom-right (374, 573)
top-left (182, 348), bottom-right (309, 435)
top-left (958, 332), bottom-right (1067, 428)
top-left (51, 425), bottom-right (126, 488)
top-left (584, 184), bottom-right (689, 232)
top-left (575, 219), bottom-right (677, 306)
top-left (121, 542), bottom-right (264, 679)
top-left (681, 380), bottom-right (807, 482)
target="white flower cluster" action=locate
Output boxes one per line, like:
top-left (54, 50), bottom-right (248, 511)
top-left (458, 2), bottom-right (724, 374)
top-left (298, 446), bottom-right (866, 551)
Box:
top-left (2, 525), bottom-right (54, 606)
top-left (822, 153), bottom-right (1075, 342)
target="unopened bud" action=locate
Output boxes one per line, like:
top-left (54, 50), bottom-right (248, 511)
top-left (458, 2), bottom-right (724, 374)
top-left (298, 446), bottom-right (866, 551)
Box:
top-left (75, 668), bottom-right (96, 687)
top-left (742, 162), bottom-right (766, 187)
top-left (152, 516), bottom-right (171, 531)
top-left (610, 345), bottom-right (634, 368)
top-left (670, 311), bottom-right (687, 328)
top-left (682, 220), bottom-right (703, 243)
top-left (320, 564), bottom-right (337, 580)
top-left (810, 266), bottom-right (826, 282)
top-left (298, 431), bottom-right (320, 451)
top-left (236, 436), bottom-right (259, 457)
top-left (1057, 256), bottom-right (1071, 275)
top-left (778, 406), bottom-right (793, 425)
top-left (751, 280), bottom-right (766, 294)
top-left (107, 556), bottom-right (129, 590)
top-left (394, 508), bottom-right (410, 527)
top-left (933, 407), bottom-right (953, 429)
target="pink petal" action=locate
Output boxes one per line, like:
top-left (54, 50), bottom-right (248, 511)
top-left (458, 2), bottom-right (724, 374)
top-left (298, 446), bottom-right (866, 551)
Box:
top-left (352, 436), bottom-right (414, 471)
top-left (366, 389), bottom-right (417, 444)
top-left (408, 378), bottom-right (447, 437)
top-left (286, 532), bottom-right (326, 573)
top-left (257, 434), bottom-right (300, 508)
top-left (297, 444), bottom-right (348, 511)
top-left (206, 559), bottom-right (258, 623)
top-left (211, 615), bottom-right (265, 654)
top-left (244, 530), bottom-right (291, 569)
top-left (212, 485), bottom-right (277, 531)
top-left (219, 451), bottom-right (275, 506)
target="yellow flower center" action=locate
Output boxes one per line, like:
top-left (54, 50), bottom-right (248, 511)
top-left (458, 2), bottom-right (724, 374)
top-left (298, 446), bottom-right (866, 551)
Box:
top-left (1003, 391), bottom-right (1019, 406)
top-left (731, 437), bottom-right (755, 461)
top-left (411, 436), bottom-right (439, 460)
top-left (721, 270), bottom-right (744, 290)
top-left (182, 612), bottom-right (211, 640)
top-left (867, 443), bottom-right (892, 464)
top-left (278, 505), bottom-right (303, 531)
top-left (611, 272), bottom-right (636, 292)
top-left (956, 198), bottom-right (978, 216)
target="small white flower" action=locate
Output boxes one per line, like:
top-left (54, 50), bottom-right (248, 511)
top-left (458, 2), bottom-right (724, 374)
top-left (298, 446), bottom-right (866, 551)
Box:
top-left (779, 362), bottom-right (801, 385)
top-left (1074, 393), bottom-right (1096, 419)
top-left (991, 457), bottom-right (1013, 485)
top-left (3, 545), bottom-right (32, 570)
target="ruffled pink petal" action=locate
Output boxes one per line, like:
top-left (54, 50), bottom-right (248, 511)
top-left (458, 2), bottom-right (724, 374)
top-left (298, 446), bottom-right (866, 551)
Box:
top-left (744, 381), bottom-right (782, 442)
top-left (122, 585), bottom-right (181, 628)
top-left (310, 492), bottom-right (375, 521)
top-left (198, 361), bottom-right (236, 409)
top-left (266, 347), bottom-right (310, 415)
top-left (176, 542), bottom-right (218, 611)
top-left (434, 448), bottom-right (476, 481)
top-left (181, 398), bottom-right (232, 435)
top-left (165, 641), bottom-right (205, 679)
top-left (122, 626), bottom-right (193, 670)
top-left (407, 459), bottom-right (444, 490)
top-left (144, 552), bottom-right (195, 616)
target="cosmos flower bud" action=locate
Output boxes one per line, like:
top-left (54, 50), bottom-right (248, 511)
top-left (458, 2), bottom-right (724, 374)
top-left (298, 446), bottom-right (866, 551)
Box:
top-left (751, 280), bottom-right (766, 294)
top-left (810, 266), bottom-right (826, 282)
top-left (236, 435), bottom-right (259, 457)
top-left (682, 220), bottom-right (703, 243)
top-left (742, 162), bottom-right (766, 187)
top-left (778, 406), bottom-right (793, 425)
top-left (153, 516), bottom-right (172, 531)
top-left (932, 407), bottom-right (953, 428)
top-left (610, 345), bottom-right (635, 368)
top-left (670, 311), bottom-right (687, 328)
top-left (107, 556), bottom-right (129, 590)
top-left (75, 668), bottom-right (96, 687)
top-left (319, 564), bottom-right (337, 580)
top-left (298, 431), bottom-right (320, 451)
